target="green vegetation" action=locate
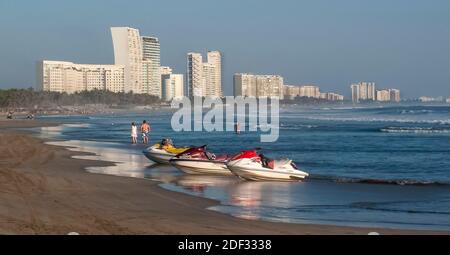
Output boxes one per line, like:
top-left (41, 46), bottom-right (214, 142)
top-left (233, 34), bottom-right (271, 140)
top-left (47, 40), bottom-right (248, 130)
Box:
top-left (0, 88), bottom-right (161, 110)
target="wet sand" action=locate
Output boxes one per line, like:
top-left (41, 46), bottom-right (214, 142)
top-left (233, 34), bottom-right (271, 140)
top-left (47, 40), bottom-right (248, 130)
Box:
top-left (0, 119), bottom-right (448, 234)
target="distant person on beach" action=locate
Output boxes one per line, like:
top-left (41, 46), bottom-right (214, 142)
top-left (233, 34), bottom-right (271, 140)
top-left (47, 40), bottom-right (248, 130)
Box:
top-left (6, 111), bottom-right (13, 119)
top-left (131, 122), bottom-right (138, 144)
top-left (140, 120), bottom-right (151, 144)
top-left (234, 122), bottom-right (241, 134)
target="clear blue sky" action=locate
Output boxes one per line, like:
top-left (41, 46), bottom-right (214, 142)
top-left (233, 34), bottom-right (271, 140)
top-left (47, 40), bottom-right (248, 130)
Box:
top-left (0, 0), bottom-right (449, 98)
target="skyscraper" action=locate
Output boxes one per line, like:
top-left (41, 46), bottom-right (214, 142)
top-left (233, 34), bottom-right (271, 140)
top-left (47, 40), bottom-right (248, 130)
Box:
top-left (187, 52), bottom-right (203, 97)
top-left (207, 51), bottom-right (222, 97)
top-left (351, 84), bottom-right (360, 103)
top-left (111, 27), bottom-right (143, 93)
top-left (162, 74), bottom-right (184, 101)
top-left (186, 51), bottom-right (222, 98)
top-left (141, 36), bottom-right (161, 97)
top-left (351, 82), bottom-right (376, 103)
top-left (389, 89), bottom-right (401, 102)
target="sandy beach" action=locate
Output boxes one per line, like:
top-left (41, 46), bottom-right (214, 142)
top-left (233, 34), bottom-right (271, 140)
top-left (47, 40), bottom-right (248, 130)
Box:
top-left (0, 119), bottom-right (448, 235)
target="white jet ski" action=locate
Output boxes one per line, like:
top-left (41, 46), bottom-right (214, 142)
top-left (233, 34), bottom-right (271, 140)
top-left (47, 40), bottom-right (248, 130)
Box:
top-left (226, 150), bottom-right (309, 182)
top-left (143, 138), bottom-right (190, 164)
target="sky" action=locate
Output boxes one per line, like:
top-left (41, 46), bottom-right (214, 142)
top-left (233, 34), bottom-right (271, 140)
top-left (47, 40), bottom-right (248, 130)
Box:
top-left (0, 0), bottom-right (449, 98)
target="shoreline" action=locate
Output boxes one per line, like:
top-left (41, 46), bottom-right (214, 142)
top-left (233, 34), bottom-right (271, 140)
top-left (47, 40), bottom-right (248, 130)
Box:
top-left (0, 119), bottom-right (448, 234)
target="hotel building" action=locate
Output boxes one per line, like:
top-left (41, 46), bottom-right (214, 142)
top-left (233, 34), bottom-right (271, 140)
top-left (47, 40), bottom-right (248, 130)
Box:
top-left (284, 84), bottom-right (343, 101)
top-left (376, 89), bottom-right (390, 102)
top-left (141, 36), bottom-right (161, 97)
top-left (234, 73), bottom-right (284, 99)
top-left (36, 61), bottom-right (125, 94)
top-left (162, 73), bottom-right (184, 101)
top-left (186, 51), bottom-right (222, 98)
top-left (351, 82), bottom-right (376, 103)
top-left (111, 27), bottom-right (143, 93)
top-left (160, 66), bottom-right (184, 101)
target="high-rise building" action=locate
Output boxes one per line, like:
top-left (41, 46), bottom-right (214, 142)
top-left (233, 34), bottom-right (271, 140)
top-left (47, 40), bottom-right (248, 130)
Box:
top-left (376, 89), bottom-right (390, 101)
top-left (186, 51), bottom-right (222, 98)
top-left (187, 52), bottom-right (203, 97)
top-left (207, 51), bottom-right (222, 97)
top-left (389, 89), bottom-right (401, 102)
top-left (234, 73), bottom-right (283, 99)
top-left (367, 82), bottom-right (376, 100)
top-left (351, 82), bottom-right (376, 103)
top-left (37, 61), bottom-right (125, 94)
top-left (162, 74), bottom-right (184, 101)
top-left (351, 84), bottom-right (360, 103)
top-left (299, 85), bottom-right (321, 98)
top-left (111, 27), bottom-right (143, 93)
top-left (234, 73), bottom-right (257, 97)
top-left (141, 36), bottom-right (161, 97)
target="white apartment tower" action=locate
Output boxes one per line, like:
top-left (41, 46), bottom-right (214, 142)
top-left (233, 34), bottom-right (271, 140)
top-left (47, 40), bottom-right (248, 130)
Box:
top-left (141, 36), bottom-right (161, 97)
top-left (162, 74), bottom-right (184, 101)
top-left (186, 51), bottom-right (222, 98)
top-left (351, 82), bottom-right (376, 103)
top-left (187, 53), bottom-right (203, 97)
top-left (111, 27), bottom-right (143, 93)
top-left (207, 51), bottom-right (222, 97)
top-left (351, 84), bottom-right (360, 103)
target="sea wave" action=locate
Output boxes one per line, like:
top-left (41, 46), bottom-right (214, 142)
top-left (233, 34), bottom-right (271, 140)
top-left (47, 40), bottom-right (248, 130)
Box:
top-left (310, 175), bottom-right (450, 186)
top-left (304, 116), bottom-right (450, 125)
top-left (400, 109), bottom-right (434, 115)
top-left (280, 123), bottom-right (318, 130)
top-left (380, 127), bottom-right (450, 134)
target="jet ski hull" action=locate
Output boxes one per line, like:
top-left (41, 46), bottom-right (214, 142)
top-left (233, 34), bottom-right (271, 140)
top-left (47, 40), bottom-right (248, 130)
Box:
top-left (143, 148), bottom-right (175, 164)
top-left (170, 159), bottom-right (232, 175)
top-left (227, 161), bottom-right (308, 182)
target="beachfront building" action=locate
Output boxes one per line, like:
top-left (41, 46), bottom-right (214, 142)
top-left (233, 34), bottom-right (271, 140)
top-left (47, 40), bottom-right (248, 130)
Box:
top-left (284, 85), bottom-right (300, 99)
top-left (162, 74), bottom-right (184, 101)
top-left (187, 53), bottom-right (203, 97)
top-left (234, 73), bottom-right (284, 99)
top-left (207, 51), bottom-right (222, 97)
top-left (376, 89), bottom-right (401, 102)
top-left (351, 84), bottom-right (360, 103)
top-left (141, 36), bottom-right (161, 97)
top-left (284, 84), bottom-right (343, 101)
top-left (376, 89), bottom-right (390, 102)
top-left (389, 89), bottom-right (401, 102)
top-left (299, 85), bottom-right (321, 98)
top-left (186, 51), bottom-right (222, 98)
top-left (36, 60), bottom-right (125, 94)
top-left (111, 27), bottom-right (143, 93)
top-left (351, 82), bottom-right (376, 103)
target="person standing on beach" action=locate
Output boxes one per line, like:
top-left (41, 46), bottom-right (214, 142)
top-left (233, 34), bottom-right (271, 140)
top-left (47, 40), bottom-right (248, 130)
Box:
top-left (131, 122), bottom-right (138, 144)
top-left (140, 120), bottom-right (151, 144)
top-left (234, 122), bottom-right (241, 135)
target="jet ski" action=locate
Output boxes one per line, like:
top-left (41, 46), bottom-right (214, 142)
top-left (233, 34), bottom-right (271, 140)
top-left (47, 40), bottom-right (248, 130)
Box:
top-left (226, 150), bottom-right (309, 181)
top-left (170, 145), bottom-right (233, 175)
top-left (143, 138), bottom-right (190, 164)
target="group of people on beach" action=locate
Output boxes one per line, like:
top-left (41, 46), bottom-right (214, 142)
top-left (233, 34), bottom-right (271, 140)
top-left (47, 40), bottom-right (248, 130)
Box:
top-left (131, 120), bottom-right (151, 144)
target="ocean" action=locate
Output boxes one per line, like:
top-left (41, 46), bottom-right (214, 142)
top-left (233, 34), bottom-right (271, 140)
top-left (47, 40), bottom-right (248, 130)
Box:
top-left (33, 105), bottom-right (450, 230)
